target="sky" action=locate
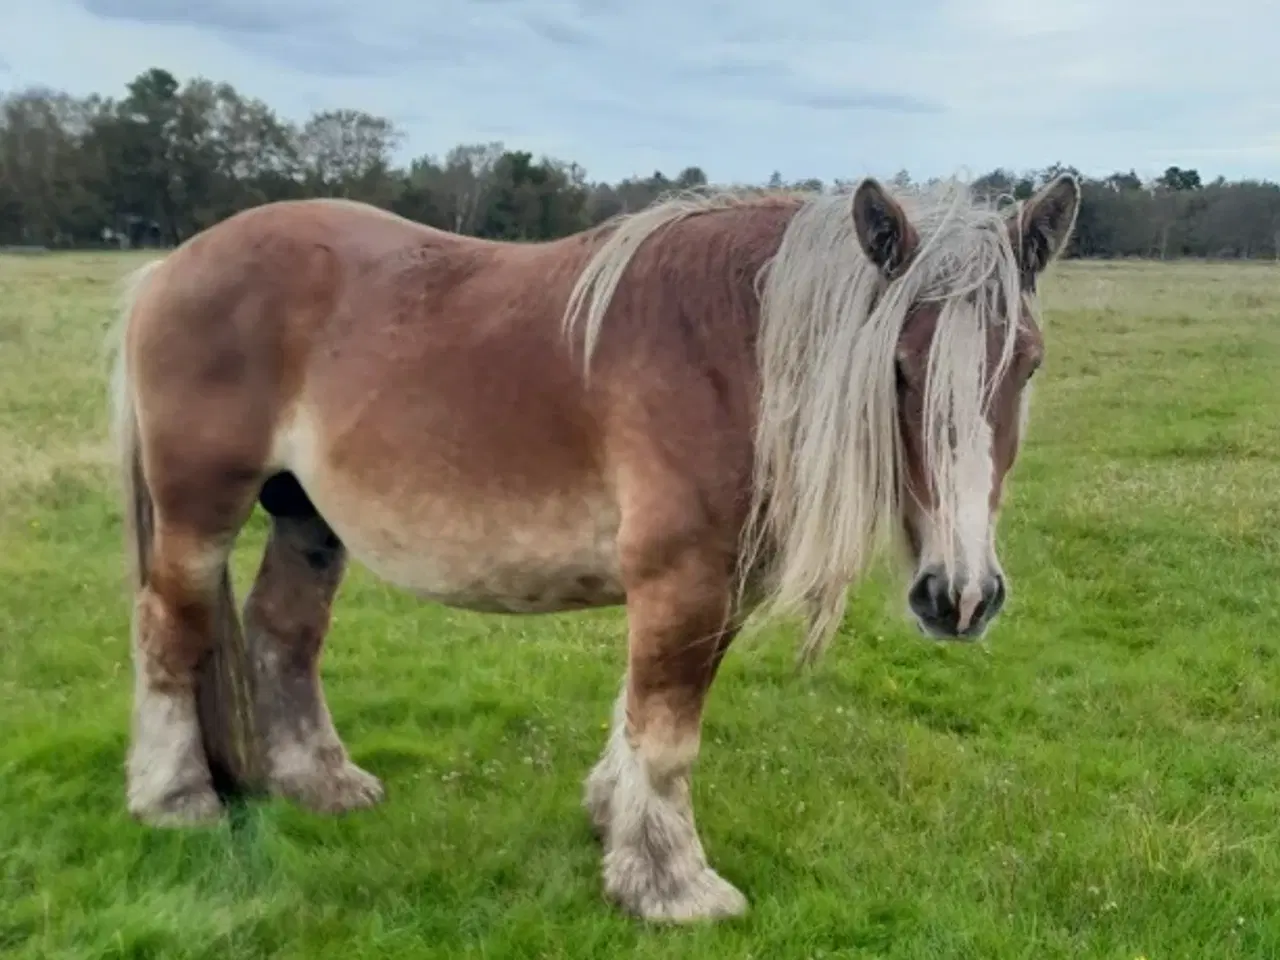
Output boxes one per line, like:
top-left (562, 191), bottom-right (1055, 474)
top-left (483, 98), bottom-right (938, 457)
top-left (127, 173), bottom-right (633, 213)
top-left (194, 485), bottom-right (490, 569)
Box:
top-left (2, 0), bottom-right (1279, 185)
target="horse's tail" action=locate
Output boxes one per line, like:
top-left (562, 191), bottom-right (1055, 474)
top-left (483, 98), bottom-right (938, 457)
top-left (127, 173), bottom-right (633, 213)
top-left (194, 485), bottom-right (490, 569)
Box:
top-left (108, 259), bottom-right (165, 592)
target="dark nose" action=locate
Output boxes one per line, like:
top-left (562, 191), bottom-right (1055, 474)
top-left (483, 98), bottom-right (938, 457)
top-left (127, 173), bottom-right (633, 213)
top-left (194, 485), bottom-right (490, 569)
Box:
top-left (908, 567), bottom-right (1005, 637)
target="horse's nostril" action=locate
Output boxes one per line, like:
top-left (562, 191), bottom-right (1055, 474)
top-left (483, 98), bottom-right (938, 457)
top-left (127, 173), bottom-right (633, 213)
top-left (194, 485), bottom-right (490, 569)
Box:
top-left (910, 569), bottom-right (959, 629)
top-left (908, 573), bottom-right (934, 615)
top-left (987, 575), bottom-right (1006, 617)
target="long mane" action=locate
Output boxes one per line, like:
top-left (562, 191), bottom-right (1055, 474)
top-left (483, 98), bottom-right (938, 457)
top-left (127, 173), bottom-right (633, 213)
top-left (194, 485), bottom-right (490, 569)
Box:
top-left (563, 181), bottom-right (1024, 662)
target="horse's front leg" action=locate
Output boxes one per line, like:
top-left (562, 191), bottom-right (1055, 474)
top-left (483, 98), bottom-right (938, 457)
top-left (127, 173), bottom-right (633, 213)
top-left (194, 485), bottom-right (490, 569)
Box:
top-left (584, 534), bottom-right (745, 922)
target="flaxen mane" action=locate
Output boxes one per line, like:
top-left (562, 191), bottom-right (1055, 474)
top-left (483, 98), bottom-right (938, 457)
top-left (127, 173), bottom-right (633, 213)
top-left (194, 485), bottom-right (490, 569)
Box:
top-left (564, 181), bottom-right (1026, 662)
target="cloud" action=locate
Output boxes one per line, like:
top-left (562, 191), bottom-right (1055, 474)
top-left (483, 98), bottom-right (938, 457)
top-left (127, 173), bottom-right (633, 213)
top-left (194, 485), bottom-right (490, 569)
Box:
top-left (788, 91), bottom-right (943, 115)
top-left (680, 57), bottom-right (787, 83)
top-left (2, 0), bottom-right (1278, 184)
top-left (77, 0), bottom-right (314, 36)
top-left (521, 11), bottom-right (595, 47)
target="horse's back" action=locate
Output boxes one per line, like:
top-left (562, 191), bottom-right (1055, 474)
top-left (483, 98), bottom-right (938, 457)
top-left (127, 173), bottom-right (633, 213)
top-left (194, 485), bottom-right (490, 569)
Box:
top-left (128, 196), bottom-right (592, 452)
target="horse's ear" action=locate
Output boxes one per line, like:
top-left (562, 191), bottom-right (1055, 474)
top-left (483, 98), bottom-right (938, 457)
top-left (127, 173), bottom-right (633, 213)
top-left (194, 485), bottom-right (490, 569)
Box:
top-left (1008, 173), bottom-right (1081, 276)
top-left (851, 178), bottom-right (919, 280)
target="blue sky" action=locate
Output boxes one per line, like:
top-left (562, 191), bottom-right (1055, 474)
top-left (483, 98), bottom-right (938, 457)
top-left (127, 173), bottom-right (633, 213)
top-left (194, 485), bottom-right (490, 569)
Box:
top-left (3, 0), bottom-right (1279, 185)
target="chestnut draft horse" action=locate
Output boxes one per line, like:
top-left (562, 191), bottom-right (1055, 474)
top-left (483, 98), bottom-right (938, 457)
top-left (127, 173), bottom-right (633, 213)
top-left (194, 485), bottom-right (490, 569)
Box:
top-left (108, 173), bottom-right (1080, 922)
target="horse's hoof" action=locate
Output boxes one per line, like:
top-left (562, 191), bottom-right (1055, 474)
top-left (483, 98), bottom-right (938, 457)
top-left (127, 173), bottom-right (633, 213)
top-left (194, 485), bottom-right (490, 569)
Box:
top-left (129, 784), bottom-right (225, 828)
top-left (604, 849), bottom-right (749, 923)
top-left (272, 761), bottom-right (385, 814)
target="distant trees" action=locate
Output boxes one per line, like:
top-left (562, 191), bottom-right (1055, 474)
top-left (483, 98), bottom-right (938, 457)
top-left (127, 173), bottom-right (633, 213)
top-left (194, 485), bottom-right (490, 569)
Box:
top-left (3, 67), bottom-right (1280, 259)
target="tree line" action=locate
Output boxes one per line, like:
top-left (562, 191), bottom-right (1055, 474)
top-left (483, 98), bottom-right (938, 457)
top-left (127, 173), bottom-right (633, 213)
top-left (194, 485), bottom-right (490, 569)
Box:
top-left (3, 67), bottom-right (1279, 259)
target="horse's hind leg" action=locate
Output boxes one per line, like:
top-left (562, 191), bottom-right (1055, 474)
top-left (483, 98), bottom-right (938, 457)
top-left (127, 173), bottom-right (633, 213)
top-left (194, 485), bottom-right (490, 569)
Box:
top-left (128, 504), bottom-right (256, 826)
top-left (245, 473), bottom-right (383, 813)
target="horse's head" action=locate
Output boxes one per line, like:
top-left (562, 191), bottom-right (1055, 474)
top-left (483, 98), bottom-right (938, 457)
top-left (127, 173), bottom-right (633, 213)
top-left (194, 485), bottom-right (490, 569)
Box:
top-left (850, 174), bottom-right (1080, 641)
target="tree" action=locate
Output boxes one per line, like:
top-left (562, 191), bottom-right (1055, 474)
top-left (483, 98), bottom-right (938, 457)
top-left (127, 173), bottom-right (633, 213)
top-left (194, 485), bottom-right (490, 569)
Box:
top-left (430, 142), bottom-right (505, 234)
top-left (113, 67), bottom-right (186, 243)
top-left (477, 151), bottom-right (589, 240)
top-left (676, 166), bottom-right (708, 190)
top-left (4, 66), bottom-right (1280, 260)
top-left (1104, 170), bottom-right (1144, 192)
top-left (1158, 166), bottom-right (1202, 192)
top-left (298, 109), bottom-right (402, 203)
top-left (0, 88), bottom-right (109, 245)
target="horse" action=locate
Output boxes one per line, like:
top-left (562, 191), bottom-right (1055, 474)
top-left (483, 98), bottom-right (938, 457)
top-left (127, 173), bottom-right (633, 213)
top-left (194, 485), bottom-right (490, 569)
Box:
top-left (107, 172), bottom-right (1080, 922)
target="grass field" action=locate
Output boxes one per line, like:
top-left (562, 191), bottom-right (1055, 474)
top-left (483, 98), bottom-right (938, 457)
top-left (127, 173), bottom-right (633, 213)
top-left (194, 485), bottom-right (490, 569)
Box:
top-left (1, 251), bottom-right (1279, 959)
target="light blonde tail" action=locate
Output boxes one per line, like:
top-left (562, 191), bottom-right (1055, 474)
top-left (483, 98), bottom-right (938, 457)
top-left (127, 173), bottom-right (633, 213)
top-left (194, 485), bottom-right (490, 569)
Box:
top-left (108, 259), bottom-right (164, 591)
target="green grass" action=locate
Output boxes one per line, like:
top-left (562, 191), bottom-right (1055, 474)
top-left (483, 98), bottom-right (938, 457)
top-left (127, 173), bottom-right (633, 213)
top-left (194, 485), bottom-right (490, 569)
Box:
top-left (2, 251), bottom-right (1279, 958)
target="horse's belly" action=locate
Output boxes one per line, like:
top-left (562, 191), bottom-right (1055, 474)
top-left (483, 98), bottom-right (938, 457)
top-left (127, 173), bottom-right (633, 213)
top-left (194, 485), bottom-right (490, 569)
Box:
top-left (304, 479), bottom-right (625, 615)
top-left (370, 526), bottom-right (626, 615)
top-left (272, 402), bottom-right (626, 614)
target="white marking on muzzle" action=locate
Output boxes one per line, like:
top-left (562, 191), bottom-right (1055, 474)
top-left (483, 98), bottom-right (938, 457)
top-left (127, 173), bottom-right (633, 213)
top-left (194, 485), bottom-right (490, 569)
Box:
top-left (955, 579), bottom-right (983, 633)
top-left (924, 419), bottom-right (995, 633)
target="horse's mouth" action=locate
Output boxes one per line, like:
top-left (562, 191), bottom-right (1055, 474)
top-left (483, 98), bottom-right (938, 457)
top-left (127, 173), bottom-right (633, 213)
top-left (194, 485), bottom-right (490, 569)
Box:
top-left (910, 614), bottom-right (990, 643)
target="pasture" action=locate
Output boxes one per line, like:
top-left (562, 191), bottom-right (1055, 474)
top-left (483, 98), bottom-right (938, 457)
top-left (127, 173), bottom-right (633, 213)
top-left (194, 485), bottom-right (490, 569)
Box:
top-left (1, 250), bottom-right (1278, 958)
